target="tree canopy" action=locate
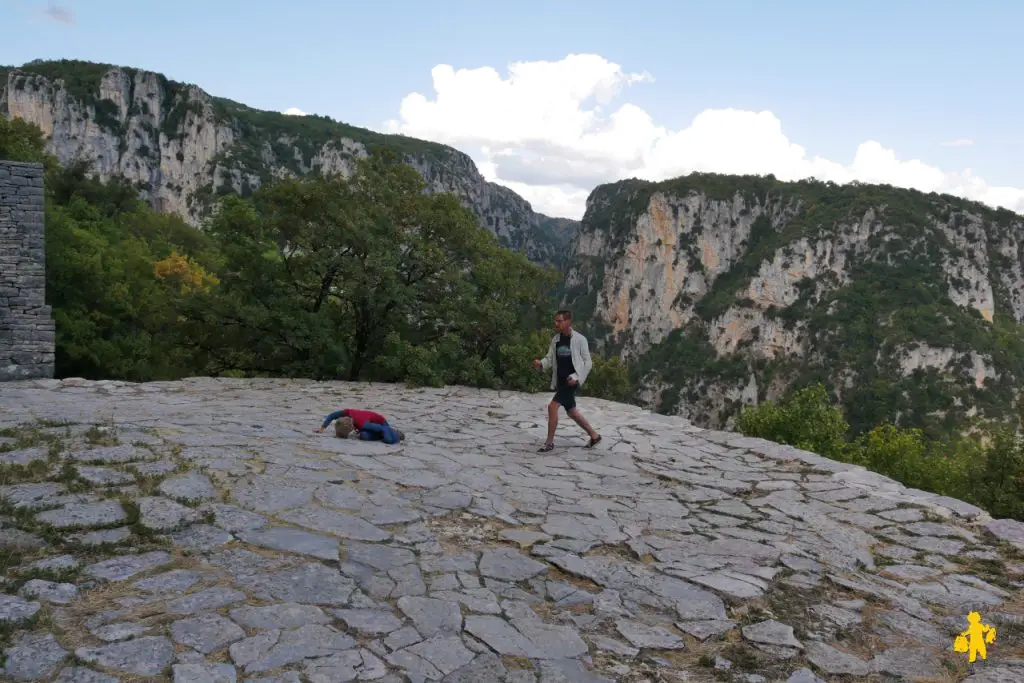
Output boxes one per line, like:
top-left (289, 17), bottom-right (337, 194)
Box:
top-left (737, 383), bottom-right (1024, 521)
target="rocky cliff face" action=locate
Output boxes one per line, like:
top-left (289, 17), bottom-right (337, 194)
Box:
top-left (0, 60), bottom-right (577, 267)
top-left (565, 175), bottom-right (1024, 436)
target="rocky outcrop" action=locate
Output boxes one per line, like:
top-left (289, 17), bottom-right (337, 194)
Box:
top-left (565, 175), bottom-right (1024, 433)
top-left (0, 377), bottom-right (1021, 682)
top-left (0, 60), bottom-right (577, 267)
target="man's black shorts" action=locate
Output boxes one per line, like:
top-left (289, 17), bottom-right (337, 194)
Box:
top-left (552, 383), bottom-right (577, 412)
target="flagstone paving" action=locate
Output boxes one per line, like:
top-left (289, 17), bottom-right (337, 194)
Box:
top-left (0, 376), bottom-right (1022, 682)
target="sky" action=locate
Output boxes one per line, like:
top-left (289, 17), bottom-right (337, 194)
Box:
top-left (4, 0), bottom-right (1024, 220)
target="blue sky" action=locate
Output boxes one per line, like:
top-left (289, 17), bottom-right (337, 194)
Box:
top-left (4, 0), bottom-right (1023, 218)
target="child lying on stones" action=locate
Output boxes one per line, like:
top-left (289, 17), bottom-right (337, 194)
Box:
top-left (315, 408), bottom-right (405, 444)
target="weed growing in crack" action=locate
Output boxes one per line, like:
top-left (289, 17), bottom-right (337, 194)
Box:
top-left (116, 498), bottom-right (170, 544)
top-left (0, 609), bottom-right (41, 649)
top-left (719, 643), bottom-right (759, 671)
top-left (53, 462), bottom-right (102, 494)
top-left (0, 459), bottom-right (52, 486)
top-left (873, 553), bottom-right (899, 568)
top-left (83, 418), bottom-right (120, 447)
top-left (127, 472), bottom-right (164, 497)
top-left (0, 548), bottom-right (31, 579)
top-left (957, 555), bottom-right (1015, 590)
top-left (5, 563), bottom-right (83, 593)
top-left (0, 501), bottom-right (71, 550)
top-left (0, 421), bottom-right (71, 456)
top-left (119, 498), bottom-right (141, 526)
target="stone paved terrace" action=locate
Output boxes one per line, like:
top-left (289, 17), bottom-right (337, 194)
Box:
top-left (1, 378), bottom-right (1023, 683)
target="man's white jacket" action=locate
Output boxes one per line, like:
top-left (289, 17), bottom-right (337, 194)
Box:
top-left (540, 330), bottom-right (593, 390)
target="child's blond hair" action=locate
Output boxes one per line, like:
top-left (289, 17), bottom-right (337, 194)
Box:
top-left (334, 416), bottom-right (355, 438)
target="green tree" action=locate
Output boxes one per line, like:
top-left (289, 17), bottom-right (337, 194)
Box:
top-left (0, 116), bottom-right (55, 167)
top-left (582, 353), bottom-right (633, 402)
top-left (182, 185), bottom-right (351, 377)
top-left (736, 383), bottom-right (849, 461)
top-left (43, 162), bottom-right (215, 380)
top-left (188, 151), bottom-right (559, 383)
top-left (848, 424), bottom-right (945, 491)
top-left (495, 329), bottom-right (557, 394)
top-left (968, 428), bottom-right (1024, 520)
top-left (737, 380), bottom-right (1024, 521)
top-left (375, 234), bottom-right (560, 389)
top-left (47, 157), bottom-right (142, 216)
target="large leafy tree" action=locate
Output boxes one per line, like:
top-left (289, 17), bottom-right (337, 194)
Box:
top-left (2, 117), bottom-right (214, 380)
top-left (43, 163), bottom-right (217, 380)
top-left (187, 151), bottom-right (558, 383)
top-left (0, 116), bottom-right (54, 165)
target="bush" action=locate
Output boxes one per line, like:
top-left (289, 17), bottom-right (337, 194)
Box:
top-left (737, 382), bottom-right (1024, 521)
top-left (582, 353), bottom-right (633, 403)
top-left (496, 330), bottom-right (555, 394)
top-left (736, 384), bottom-right (849, 461)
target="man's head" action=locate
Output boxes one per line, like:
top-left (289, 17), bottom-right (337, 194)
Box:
top-left (334, 416), bottom-right (355, 438)
top-left (554, 309), bottom-right (573, 335)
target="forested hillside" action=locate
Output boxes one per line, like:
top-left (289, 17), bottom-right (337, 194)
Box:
top-left (565, 174), bottom-right (1024, 442)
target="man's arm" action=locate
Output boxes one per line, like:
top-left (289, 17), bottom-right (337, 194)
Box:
top-left (576, 336), bottom-right (593, 385)
top-left (539, 337), bottom-right (555, 370)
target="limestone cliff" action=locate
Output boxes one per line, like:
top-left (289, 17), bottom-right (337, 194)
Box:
top-left (564, 174), bottom-right (1024, 436)
top-left (0, 60), bottom-right (576, 267)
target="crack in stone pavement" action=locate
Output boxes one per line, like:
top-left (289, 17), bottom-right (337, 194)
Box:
top-left (0, 376), bottom-right (1023, 682)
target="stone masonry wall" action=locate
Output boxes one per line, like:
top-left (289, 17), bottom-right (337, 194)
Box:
top-left (0, 160), bottom-right (55, 381)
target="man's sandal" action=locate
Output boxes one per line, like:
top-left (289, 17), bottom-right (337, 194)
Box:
top-left (585, 435), bottom-right (602, 448)
top-left (537, 443), bottom-right (554, 452)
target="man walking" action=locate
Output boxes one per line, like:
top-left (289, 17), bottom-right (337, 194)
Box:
top-left (532, 309), bottom-right (602, 452)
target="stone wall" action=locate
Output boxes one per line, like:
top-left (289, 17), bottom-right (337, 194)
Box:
top-left (0, 160), bottom-right (55, 381)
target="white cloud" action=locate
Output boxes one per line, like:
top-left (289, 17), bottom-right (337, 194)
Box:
top-left (384, 53), bottom-right (1024, 220)
top-left (940, 138), bottom-right (974, 147)
top-left (283, 107), bottom-right (307, 116)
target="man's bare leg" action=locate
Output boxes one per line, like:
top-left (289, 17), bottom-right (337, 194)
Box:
top-left (567, 407), bottom-right (598, 441)
top-left (545, 401), bottom-right (560, 445)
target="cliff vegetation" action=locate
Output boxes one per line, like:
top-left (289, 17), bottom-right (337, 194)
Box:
top-left (738, 384), bottom-right (1024, 523)
top-left (568, 173), bottom-right (1024, 443)
top-left (0, 59), bottom-right (578, 269)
